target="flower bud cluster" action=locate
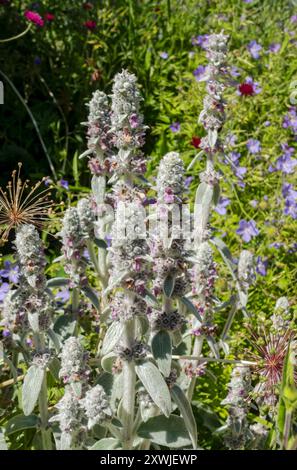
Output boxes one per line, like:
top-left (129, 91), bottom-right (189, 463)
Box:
top-left (80, 384), bottom-right (112, 429)
top-left (59, 336), bottom-right (89, 384)
top-left (238, 250), bottom-right (255, 292)
top-left (15, 224), bottom-right (46, 289)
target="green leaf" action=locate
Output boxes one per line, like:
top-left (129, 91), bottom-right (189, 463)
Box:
top-left (22, 365), bottom-right (45, 416)
top-left (151, 330), bottom-right (172, 377)
top-left (46, 277), bottom-right (70, 288)
top-left (94, 238), bottom-right (108, 249)
top-left (135, 361), bottom-right (171, 417)
top-left (163, 274), bottom-right (175, 298)
top-left (213, 183), bottom-right (220, 206)
top-left (6, 414), bottom-right (39, 435)
top-left (138, 415), bottom-right (192, 448)
top-left (53, 315), bottom-right (76, 339)
top-left (171, 384), bottom-right (197, 449)
top-left (89, 438), bottom-right (120, 450)
top-left (102, 321), bottom-right (124, 355)
top-left (95, 372), bottom-right (114, 396)
top-left (82, 286), bottom-right (100, 310)
top-left (180, 296), bottom-right (202, 323)
top-left (101, 352), bottom-right (117, 373)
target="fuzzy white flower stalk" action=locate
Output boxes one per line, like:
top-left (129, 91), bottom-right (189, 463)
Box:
top-left (221, 365), bottom-right (252, 449)
top-left (14, 224), bottom-right (53, 449)
top-left (80, 384), bottom-right (112, 430)
top-left (188, 32), bottom-right (230, 401)
top-left (59, 207), bottom-right (88, 316)
top-left (108, 201), bottom-right (149, 449)
top-left (150, 152), bottom-right (189, 369)
top-left (59, 336), bottom-right (89, 385)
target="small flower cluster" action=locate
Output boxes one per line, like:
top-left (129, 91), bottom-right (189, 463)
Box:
top-left (150, 309), bottom-right (186, 332)
top-left (15, 224), bottom-right (46, 290)
top-left (110, 291), bottom-right (148, 321)
top-left (237, 250), bottom-right (255, 293)
top-left (59, 336), bottom-right (89, 384)
top-left (110, 70), bottom-right (147, 177)
top-left (115, 340), bottom-right (148, 361)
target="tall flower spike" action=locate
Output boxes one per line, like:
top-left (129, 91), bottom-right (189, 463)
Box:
top-left (15, 224), bottom-right (47, 289)
top-left (80, 385), bottom-right (112, 430)
top-left (77, 198), bottom-right (96, 239)
top-left (0, 163), bottom-right (52, 244)
top-left (237, 250), bottom-right (255, 292)
top-left (110, 69), bottom-right (147, 177)
top-left (271, 296), bottom-right (291, 334)
top-left (59, 336), bottom-right (89, 384)
top-left (83, 90), bottom-right (113, 176)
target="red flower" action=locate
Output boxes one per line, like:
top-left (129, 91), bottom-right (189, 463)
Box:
top-left (238, 83), bottom-right (254, 96)
top-left (191, 136), bottom-right (201, 148)
top-left (84, 20), bottom-right (97, 30)
top-left (45, 13), bottom-right (55, 21)
top-left (24, 10), bottom-right (44, 27)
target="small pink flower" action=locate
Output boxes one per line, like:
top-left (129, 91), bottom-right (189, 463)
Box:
top-left (45, 13), bottom-right (55, 21)
top-left (24, 10), bottom-right (44, 27)
top-left (164, 188), bottom-right (175, 204)
top-left (84, 20), bottom-right (97, 30)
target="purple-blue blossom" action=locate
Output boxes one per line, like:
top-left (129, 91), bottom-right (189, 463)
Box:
top-left (191, 34), bottom-right (209, 49)
top-left (169, 122), bottom-right (181, 133)
top-left (236, 219), bottom-right (259, 242)
top-left (215, 197), bottom-right (230, 215)
top-left (159, 52), bottom-right (168, 59)
top-left (275, 155), bottom-right (297, 174)
top-left (256, 256), bottom-right (268, 276)
top-left (58, 179), bottom-right (69, 190)
top-left (0, 261), bottom-right (20, 284)
top-left (282, 107), bottom-right (297, 132)
top-left (268, 43), bottom-right (281, 53)
top-left (55, 288), bottom-right (70, 303)
top-left (193, 65), bottom-right (206, 81)
top-left (247, 40), bottom-right (262, 59)
top-left (247, 138), bottom-right (261, 154)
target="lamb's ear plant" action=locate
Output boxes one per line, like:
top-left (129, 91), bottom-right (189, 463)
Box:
top-left (1, 33), bottom-right (296, 451)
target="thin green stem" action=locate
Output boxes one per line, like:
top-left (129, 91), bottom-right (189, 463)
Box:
top-left (0, 23), bottom-right (32, 42)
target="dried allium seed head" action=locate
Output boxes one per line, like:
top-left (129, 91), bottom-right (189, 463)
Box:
top-left (80, 385), bottom-right (112, 429)
top-left (0, 163), bottom-right (52, 244)
top-left (15, 224), bottom-right (47, 289)
top-left (59, 336), bottom-right (89, 384)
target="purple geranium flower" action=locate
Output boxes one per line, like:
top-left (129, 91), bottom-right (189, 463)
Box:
top-left (250, 199), bottom-right (258, 207)
top-left (159, 52), bottom-right (168, 59)
top-left (0, 261), bottom-right (19, 284)
top-left (282, 107), bottom-right (297, 132)
top-left (256, 256), bottom-right (268, 276)
top-left (247, 40), bottom-right (262, 59)
top-left (215, 197), bottom-right (230, 215)
top-left (282, 182), bottom-right (297, 201)
top-left (284, 199), bottom-right (297, 219)
top-left (268, 43), bottom-right (281, 53)
top-left (55, 288), bottom-right (70, 303)
top-left (193, 65), bottom-right (206, 81)
top-left (275, 155), bottom-right (297, 174)
top-left (230, 66), bottom-right (241, 77)
top-left (264, 120), bottom-right (271, 127)
top-left (191, 34), bottom-right (209, 49)
top-left (235, 166), bottom-right (247, 179)
top-left (0, 282), bottom-right (9, 302)
top-left (184, 176), bottom-right (194, 189)
top-left (58, 179), bottom-right (69, 190)
top-left (247, 138), bottom-right (261, 154)
top-left (225, 134), bottom-right (237, 147)
top-left (170, 122), bottom-right (181, 133)
top-left (227, 151), bottom-right (241, 166)
top-left (236, 219), bottom-right (259, 242)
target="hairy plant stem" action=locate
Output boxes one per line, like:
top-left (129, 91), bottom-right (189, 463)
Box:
top-left (187, 336), bottom-right (203, 401)
top-left (121, 315), bottom-right (136, 450)
top-left (36, 333), bottom-right (52, 450)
